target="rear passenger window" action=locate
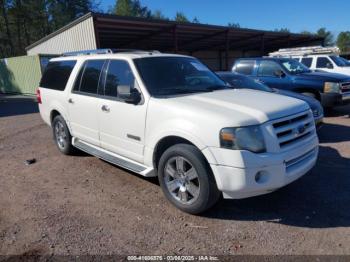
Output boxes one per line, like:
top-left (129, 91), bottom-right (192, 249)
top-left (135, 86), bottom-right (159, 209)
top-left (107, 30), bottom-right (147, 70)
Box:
top-left (316, 57), bottom-right (333, 68)
top-left (40, 60), bottom-right (76, 91)
top-left (75, 60), bottom-right (105, 94)
top-left (234, 60), bottom-right (255, 75)
top-left (257, 61), bottom-right (281, 76)
top-left (104, 60), bottom-right (135, 98)
top-left (301, 57), bottom-right (313, 68)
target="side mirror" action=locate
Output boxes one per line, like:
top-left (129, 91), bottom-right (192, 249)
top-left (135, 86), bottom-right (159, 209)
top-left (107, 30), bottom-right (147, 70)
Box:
top-left (326, 63), bottom-right (333, 69)
top-left (274, 70), bottom-right (285, 78)
top-left (117, 85), bottom-right (141, 104)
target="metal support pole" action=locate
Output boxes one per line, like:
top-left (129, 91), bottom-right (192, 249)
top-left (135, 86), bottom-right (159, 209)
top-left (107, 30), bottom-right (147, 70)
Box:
top-left (173, 26), bottom-right (178, 53)
top-left (225, 30), bottom-right (229, 70)
top-left (260, 34), bottom-right (265, 56)
top-left (219, 50), bottom-right (222, 71)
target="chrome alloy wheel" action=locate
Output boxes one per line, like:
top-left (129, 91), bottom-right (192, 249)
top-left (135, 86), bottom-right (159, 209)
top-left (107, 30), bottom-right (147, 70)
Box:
top-left (163, 156), bottom-right (200, 205)
top-left (54, 121), bottom-right (67, 150)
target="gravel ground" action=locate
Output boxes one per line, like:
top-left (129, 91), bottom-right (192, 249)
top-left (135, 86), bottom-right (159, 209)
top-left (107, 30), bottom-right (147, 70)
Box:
top-left (0, 95), bottom-right (349, 257)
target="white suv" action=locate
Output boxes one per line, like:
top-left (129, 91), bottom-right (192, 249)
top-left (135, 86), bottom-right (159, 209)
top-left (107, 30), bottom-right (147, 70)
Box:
top-left (37, 49), bottom-right (319, 214)
top-left (293, 55), bottom-right (350, 75)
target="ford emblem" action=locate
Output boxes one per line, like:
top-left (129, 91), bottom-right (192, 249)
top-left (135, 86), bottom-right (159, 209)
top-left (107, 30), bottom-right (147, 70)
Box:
top-left (297, 124), bottom-right (306, 134)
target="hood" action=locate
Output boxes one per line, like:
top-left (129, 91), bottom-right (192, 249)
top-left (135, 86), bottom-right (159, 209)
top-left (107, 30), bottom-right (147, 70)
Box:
top-left (158, 89), bottom-right (309, 126)
top-left (274, 89), bottom-right (322, 111)
top-left (294, 71), bottom-right (350, 82)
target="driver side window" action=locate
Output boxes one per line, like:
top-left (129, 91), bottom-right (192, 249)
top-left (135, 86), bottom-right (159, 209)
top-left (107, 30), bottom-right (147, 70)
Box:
top-left (104, 60), bottom-right (135, 98)
top-left (258, 61), bottom-right (281, 77)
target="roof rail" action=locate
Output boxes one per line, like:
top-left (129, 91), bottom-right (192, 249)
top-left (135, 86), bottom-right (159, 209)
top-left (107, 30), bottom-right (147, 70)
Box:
top-left (62, 48), bottom-right (161, 57)
top-left (62, 49), bottom-right (113, 56)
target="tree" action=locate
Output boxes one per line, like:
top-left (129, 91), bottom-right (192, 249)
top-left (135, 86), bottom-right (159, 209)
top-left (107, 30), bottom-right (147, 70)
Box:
top-left (300, 30), bottom-right (313, 35)
top-left (337, 31), bottom-right (350, 53)
top-left (151, 9), bottom-right (168, 20)
top-left (0, 0), bottom-right (14, 55)
top-left (192, 17), bottom-right (199, 23)
top-left (0, 0), bottom-right (98, 58)
top-left (274, 28), bottom-right (290, 33)
top-left (174, 12), bottom-right (188, 22)
top-left (228, 22), bottom-right (240, 28)
top-left (48, 0), bottom-right (98, 30)
top-left (316, 27), bottom-right (334, 46)
top-left (112, 0), bottom-right (151, 18)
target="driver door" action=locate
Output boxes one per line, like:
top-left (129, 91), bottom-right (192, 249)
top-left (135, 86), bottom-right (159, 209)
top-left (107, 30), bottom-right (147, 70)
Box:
top-left (98, 59), bottom-right (147, 163)
top-left (256, 60), bottom-right (291, 90)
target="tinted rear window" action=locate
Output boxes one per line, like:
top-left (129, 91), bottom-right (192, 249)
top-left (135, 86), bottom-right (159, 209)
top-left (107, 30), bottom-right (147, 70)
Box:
top-left (316, 57), bottom-right (332, 68)
top-left (234, 60), bottom-right (255, 75)
top-left (301, 57), bottom-right (313, 68)
top-left (40, 60), bottom-right (76, 91)
top-left (74, 60), bottom-right (105, 94)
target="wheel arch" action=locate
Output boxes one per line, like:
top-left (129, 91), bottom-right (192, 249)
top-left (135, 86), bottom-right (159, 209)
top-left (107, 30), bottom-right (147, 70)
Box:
top-left (292, 87), bottom-right (321, 101)
top-left (151, 135), bottom-right (217, 173)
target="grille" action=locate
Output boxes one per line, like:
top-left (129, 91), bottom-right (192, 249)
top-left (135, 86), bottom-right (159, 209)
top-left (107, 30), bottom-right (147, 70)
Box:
top-left (341, 82), bottom-right (350, 93)
top-left (272, 111), bottom-right (315, 149)
top-left (312, 109), bottom-right (320, 118)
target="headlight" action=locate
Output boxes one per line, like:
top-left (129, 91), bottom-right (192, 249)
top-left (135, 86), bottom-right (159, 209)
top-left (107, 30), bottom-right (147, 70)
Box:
top-left (220, 125), bottom-right (266, 153)
top-left (324, 82), bottom-right (341, 93)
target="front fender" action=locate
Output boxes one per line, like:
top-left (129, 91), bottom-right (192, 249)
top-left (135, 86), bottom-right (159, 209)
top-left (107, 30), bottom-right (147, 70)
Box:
top-left (143, 119), bottom-right (218, 167)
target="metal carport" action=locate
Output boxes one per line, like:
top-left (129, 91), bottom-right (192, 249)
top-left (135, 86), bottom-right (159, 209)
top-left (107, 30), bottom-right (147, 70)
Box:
top-left (26, 12), bottom-right (323, 70)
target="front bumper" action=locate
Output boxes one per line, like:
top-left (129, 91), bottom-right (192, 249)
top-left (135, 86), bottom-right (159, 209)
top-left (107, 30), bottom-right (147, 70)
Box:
top-left (204, 135), bottom-right (319, 199)
top-left (314, 115), bottom-right (323, 130)
top-left (320, 92), bottom-right (342, 107)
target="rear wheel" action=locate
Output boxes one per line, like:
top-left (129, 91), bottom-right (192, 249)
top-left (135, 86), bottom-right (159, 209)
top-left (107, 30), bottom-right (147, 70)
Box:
top-left (52, 115), bottom-right (75, 155)
top-left (157, 144), bottom-right (220, 214)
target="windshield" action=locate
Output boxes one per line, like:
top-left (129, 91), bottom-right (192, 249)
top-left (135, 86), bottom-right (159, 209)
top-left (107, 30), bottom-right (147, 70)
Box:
top-left (134, 57), bottom-right (228, 96)
top-left (218, 73), bottom-right (272, 92)
top-left (281, 59), bottom-right (311, 74)
top-left (330, 56), bottom-right (350, 67)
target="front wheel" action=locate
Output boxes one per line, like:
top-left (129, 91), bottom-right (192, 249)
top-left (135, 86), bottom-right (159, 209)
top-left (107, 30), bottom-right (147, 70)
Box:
top-left (157, 144), bottom-right (220, 214)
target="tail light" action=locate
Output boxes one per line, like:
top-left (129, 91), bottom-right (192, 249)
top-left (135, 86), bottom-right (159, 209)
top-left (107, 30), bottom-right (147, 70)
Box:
top-left (36, 88), bottom-right (42, 104)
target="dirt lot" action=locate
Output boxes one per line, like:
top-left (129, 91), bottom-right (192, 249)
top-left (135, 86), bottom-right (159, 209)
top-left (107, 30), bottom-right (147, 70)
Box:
top-left (0, 95), bottom-right (349, 257)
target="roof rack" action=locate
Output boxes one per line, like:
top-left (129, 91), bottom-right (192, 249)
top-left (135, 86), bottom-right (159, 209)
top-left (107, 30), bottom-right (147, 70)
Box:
top-left (62, 48), bottom-right (161, 57)
top-left (269, 46), bottom-right (340, 57)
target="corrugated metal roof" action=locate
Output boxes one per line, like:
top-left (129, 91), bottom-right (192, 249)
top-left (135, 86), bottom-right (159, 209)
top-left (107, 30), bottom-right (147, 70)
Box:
top-left (26, 12), bottom-right (323, 55)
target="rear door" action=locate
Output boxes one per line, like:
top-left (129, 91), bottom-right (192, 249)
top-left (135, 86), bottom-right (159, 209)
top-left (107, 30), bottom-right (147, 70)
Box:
top-left (232, 60), bottom-right (256, 76)
top-left (97, 59), bottom-right (147, 163)
top-left (256, 60), bottom-right (291, 90)
top-left (300, 57), bottom-right (313, 68)
top-left (315, 56), bottom-right (334, 73)
top-left (68, 59), bottom-right (106, 146)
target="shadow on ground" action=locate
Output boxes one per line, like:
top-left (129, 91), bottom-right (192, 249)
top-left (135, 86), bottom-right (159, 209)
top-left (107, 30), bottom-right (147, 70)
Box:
top-left (324, 103), bottom-right (350, 118)
top-left (204, 145), bottom-right (350, 229)
top-left (318, 122), bottom-right (350, 143)
top-left (0, 94), bottom-right (38, 117)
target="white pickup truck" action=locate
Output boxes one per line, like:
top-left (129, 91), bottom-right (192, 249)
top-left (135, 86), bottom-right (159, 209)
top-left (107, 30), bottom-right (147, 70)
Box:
top-left (37, 49), bottom-right (319, 214)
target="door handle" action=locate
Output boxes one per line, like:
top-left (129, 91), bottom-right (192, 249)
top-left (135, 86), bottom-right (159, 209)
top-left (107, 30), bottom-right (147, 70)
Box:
top-left (68, 98), bottom-right (74, 104)
top-left (101, 105), bottom-right (110, 112)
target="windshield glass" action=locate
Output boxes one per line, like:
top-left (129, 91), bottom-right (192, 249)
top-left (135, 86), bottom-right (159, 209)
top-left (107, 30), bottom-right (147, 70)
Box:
top-left (134, 57), bottom-right (228, 96)
top-left (330, 56), bottom-right (350, 67)
top-left (281, 59), bottom-right (311, 74)
top-left (218, 74), bottom-right (272, 92)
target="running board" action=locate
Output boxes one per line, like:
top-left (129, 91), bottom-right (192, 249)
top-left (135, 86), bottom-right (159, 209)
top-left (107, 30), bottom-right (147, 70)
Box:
top-left (73, 138), bottom-right (153, 176)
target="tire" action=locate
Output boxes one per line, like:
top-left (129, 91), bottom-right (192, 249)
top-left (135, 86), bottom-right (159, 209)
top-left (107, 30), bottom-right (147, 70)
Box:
top-left (157, 144), bottom-right (220, 214)
top-left (301, 92), bottom-right (317, 100)
top-left (52, 115), bottom-right (75, 155)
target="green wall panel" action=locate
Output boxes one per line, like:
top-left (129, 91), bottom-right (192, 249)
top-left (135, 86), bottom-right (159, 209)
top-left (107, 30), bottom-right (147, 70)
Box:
top-left (0, 55), bottom-right (42, 95)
